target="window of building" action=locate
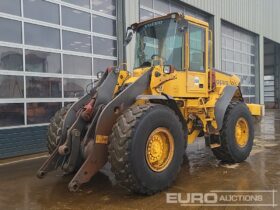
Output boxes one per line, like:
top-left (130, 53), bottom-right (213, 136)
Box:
top-left (25, 50), bottom-right (61, 74)
top-left (25, 23), bottom-right (60, 49)
top-left (27, 102), bottom-right (62, 124)
top-left (23, 0), bottom-right (59, 24)
top-left (93, 58), bottom-right (117, 74)
top-left (139, 0), bottom-right (208, 22)
top-left (63, 31), bottom-right (92, 53)
top-left (0, 0), bottom-right (21, 16)
top-left (140, 9), bottom-right (153, 22)
top-left (62, 6), bottom-right (91, 31)
top-left (0, 75), bottom-right (24, 98)
top-left (154, 0), bottom-right (169, 14)
top-left (64, 78), bottom-right (91, 98)
top-left (0, 18), bottom-right (22, 43)
top-left (26, 76), bottom-right (62, 98)
top-left (0, 46), bottom-right (23, 71)
top-left (140, 0), bottom-right (153, 8)
top-left (62, 0), bottom-right (90, 9)
top-left (0, 0), bottom-right (119, 130)
top-left (0, 103), bottom-right (24, 126)
top-left (189, 24), bottom-right (205, 71)
top-left (63, 54), bottom-right (92, 75)
top-left (92, 15), bottom-right (116, 36)
top-left (92, 37), bottom-right (117, 57)
top-left (91, 0), bottom-right (116, 16)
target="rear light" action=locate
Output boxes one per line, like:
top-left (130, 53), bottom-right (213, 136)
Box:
top-left (208, 70), bottom-right (216, 90)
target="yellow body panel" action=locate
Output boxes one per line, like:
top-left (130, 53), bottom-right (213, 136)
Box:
top-left (159, 71), bottom-right (187, 97)
top-left (186, 71), bottom-right (208, 97)
top-left (247, 104), bottom-right (264, 116)
top-left (113, 70), bottom-right (130, 95)
top-left (118, 13), bottom-right (263, 145)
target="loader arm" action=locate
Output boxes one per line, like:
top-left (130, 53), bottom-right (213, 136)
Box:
top-left (37, 70), bottom-right (119, 178)
top-left (67, 69), bottom-right (152, 191)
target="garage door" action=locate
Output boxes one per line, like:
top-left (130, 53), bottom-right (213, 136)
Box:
top-left (264, 39), bottom-right (280, 108)
top-left (0, 0), bottom-right (119, 159)
top-left (264, 75), bottom-right (275, 104)
top-left (221, 22), bottom-right (258, 103)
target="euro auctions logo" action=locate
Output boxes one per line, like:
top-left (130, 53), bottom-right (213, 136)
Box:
top-left (167, 192), bottom-right (218, 204)
top-left (166, 190), bottom-right (278, 207)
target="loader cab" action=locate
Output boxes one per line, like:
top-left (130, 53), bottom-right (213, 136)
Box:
top-left (133, 14), bottom-right (186, 71)
top-left (129, 13), bottom-right (212, 98)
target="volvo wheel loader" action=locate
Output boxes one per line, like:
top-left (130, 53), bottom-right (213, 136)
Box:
top-left (37, 13), bottom-right (264, 194)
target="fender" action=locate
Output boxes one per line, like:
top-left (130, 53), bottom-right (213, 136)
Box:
top-left (137, 94), bottom-right (187, 131)
top-left (214, 85), bottom-right (240, 130)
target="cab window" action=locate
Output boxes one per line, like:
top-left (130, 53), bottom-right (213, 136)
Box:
top-left (189, 24), bottom-right (205, 71)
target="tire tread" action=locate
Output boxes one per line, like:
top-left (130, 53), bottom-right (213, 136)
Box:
top-left (108, 103), bottom-right (184, 195)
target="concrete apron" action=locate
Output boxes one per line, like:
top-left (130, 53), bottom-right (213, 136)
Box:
top-left (0, 110), bottom-right (279, 210)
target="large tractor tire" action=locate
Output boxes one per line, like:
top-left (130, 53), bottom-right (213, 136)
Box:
top-left (211, 101), bottom-right (254, 163)
top-left (47, 104), bottom-right (72, 154)
top-left (108, 104), bottom-right (185, 195)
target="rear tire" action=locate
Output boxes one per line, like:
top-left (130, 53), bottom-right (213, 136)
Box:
top-left (47, 104), bottom-right (72, 154)
top-left (211, 101), bottom-right (254, 163)
top-left (108, 104), bottom-right (185, 194)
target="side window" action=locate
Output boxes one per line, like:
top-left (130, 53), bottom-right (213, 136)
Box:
top-left (189, 24), bottom-right (205, 71)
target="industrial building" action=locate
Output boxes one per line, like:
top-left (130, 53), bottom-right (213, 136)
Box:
top-left (0, 0), bottom-right (279, 158)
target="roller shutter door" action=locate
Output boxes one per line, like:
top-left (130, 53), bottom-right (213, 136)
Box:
top-left (221, 22), bottom-right (258, 103)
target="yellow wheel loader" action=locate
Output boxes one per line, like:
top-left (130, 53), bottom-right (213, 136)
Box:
top-left (37, 13), bottom-right (264, 194)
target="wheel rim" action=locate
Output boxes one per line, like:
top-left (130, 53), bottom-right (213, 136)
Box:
top-left (235, 117), bottom-right (249, 148)
top-left (145, 127), bottom-right (174, 172)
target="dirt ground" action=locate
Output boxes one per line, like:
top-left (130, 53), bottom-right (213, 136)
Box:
top-left (0, 110), bottom-right (279, 210)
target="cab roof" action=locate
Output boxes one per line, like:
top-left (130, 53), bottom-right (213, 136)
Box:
top-left (131, 12), bottom-right (209, 30)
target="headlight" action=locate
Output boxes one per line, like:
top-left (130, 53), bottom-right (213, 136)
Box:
top-left (163, 65), bottom-right (173, 74)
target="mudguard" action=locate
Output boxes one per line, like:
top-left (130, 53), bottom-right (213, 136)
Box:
top-left (136, 94), bottom-right (187, 130)
top-left (214, 85), bottom-right (239, 130)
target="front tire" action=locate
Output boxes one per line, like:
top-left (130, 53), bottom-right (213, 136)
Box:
top-left (108, 104), bottom-right (185, 194)
top-left (211, 101), bottom-right (254, 163)
top-left (47, 104), bottom-right (72, 154)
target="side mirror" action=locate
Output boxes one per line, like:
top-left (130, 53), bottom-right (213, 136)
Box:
top-left (124, 27), bottom-right (133, 46)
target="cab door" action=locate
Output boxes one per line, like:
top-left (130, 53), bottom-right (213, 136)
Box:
top-left (186, 23), bottom-right (208, 97)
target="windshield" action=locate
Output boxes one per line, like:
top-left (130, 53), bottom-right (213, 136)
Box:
top-left (134, 18), bottom-right (184, 70)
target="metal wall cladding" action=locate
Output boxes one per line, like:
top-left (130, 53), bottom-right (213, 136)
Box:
top-left (0, 126), bottom-right (48, 159)
top-left (181, 0), bottom-right (280, 44)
